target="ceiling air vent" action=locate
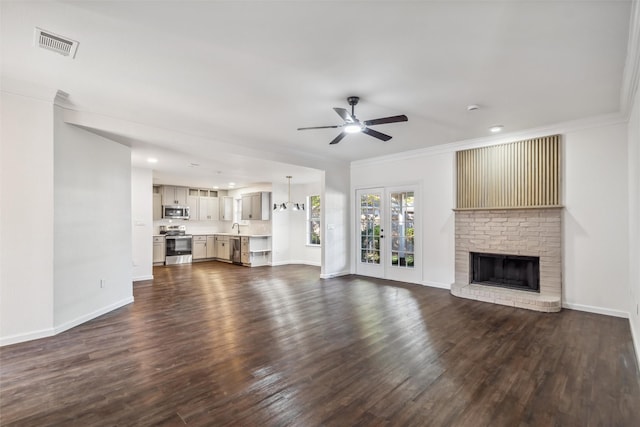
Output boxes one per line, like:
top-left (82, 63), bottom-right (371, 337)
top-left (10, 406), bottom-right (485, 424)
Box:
top-left (34, 27), bottom-right (79, 58)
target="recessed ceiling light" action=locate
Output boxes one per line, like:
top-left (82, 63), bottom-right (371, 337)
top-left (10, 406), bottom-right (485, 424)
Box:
top-left (213, 186), bottom-right (219, 189)
top-left (489, 125), bottom-right (504, 133)
top-left (228, 182), bottom-right (236, 187)
top-left (147, 158), bottom-right (158, 163)
top-left (189, 162), bottom-right (199, 167)
top-left (467, 104), bottom-right (480, 111)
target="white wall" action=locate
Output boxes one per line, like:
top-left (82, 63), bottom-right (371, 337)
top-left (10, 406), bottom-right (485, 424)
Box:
top-left (0, 91), bottom-right (55, 345)
top-left (321, 168), bottom-right (351, 278)
top-left (351, 120), bottom-right (631, 316)
top-left (132, 168), bottom-right (153, 281)
top-left (53, 104), bottom-right (133, 330)
top-left (271, 182), bottom-right (290, 265)
top-left (290, 182), bottom-right (322, 266)
top-left (351, 151), bottom-right (456, 288)
top-left (233, 181), bottom-right (322, 266)
top-left (628, 82), bottom-right (640, 363)
top-left (563, 123), bottom-right (629, 315)
top-left (270, 181), bottom-right (322, 266)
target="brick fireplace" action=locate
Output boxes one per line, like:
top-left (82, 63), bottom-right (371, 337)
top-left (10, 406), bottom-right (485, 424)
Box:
top-left (451, 208), bottom-right (562, 312)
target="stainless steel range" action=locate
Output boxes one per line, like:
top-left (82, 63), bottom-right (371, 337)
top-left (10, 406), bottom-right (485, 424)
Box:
top-left (161, 225), bottom-right (192, 265)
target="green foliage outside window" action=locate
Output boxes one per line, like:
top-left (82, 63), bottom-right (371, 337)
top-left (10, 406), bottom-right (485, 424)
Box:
top-left (308, 195), bottom-right (321, 245)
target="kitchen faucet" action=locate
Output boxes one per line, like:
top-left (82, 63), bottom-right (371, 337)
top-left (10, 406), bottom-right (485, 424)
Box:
top-left (232, 222), bottom-right (241, 234)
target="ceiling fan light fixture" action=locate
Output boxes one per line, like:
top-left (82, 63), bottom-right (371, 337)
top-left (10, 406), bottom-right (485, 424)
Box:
top-left (297, 96), bottom-right (407, 144)
top-left (344, 124), bottom-right (362, 134)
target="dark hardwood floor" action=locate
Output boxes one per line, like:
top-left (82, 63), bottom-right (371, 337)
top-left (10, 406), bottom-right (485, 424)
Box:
top-left (1, 262), bottom-right (639, 426)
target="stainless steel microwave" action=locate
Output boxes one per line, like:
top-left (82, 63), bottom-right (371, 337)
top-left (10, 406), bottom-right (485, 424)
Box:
top-left (162, 205), bottom-right (190, 220)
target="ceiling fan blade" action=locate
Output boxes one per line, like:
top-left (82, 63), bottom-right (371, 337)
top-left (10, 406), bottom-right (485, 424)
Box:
top-left (329, 132), bottom-right (347, 145)
top-left (363, 115), bottom-right (408, 126)
top-left (362, 127), bottom-right (392, 142)
top-left (297, 125), bottom-right (341, 130)
top-left (334, 107), bottom-right (355, 123)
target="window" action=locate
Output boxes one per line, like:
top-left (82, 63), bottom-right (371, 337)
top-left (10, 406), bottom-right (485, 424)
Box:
top-left (307, 195), bottom-right (321, 245)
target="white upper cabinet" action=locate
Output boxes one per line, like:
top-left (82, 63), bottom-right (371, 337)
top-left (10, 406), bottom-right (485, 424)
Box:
top-left (187, 189), bottom-right (200, 220)
top-left (153, 186), bottom-right (162, 220)
top-left (162, 186), bottom-right (188, 205)
top-left (220, 196), bottom-right (234, 221)
top-left (199, 196), bottom-right (220, 221)
top-left (184, 188), bottom-right (220, 221)
top-left (241, 192), bottom-right (270, 221)
top-left (157, 186), bottom-right (229, 222)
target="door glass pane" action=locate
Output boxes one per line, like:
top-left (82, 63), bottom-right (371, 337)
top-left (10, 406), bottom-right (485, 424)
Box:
top-left (360, 193), bottom-right (380, 264)
top-left (389, 191), bottom-right (415, 269)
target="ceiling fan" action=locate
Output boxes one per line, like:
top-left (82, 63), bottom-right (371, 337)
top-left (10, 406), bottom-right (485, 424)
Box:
top-left (297, 96), bottom-right (408, 145)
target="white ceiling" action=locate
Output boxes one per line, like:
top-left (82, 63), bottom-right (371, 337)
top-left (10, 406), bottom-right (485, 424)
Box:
top-left (1, 0), bottom-right (633, 188)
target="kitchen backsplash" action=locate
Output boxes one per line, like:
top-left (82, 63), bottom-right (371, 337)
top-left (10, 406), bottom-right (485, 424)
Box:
top-left (153, 219), bottom-right (272, 236)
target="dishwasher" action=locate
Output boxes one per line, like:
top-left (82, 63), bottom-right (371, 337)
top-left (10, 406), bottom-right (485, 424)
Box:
top-left (230, 237), bottom-right (242, 264)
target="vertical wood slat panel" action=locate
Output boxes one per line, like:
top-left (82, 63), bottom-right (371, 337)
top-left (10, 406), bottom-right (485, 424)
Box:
top-left (456, 135), bottom-right (560, 209)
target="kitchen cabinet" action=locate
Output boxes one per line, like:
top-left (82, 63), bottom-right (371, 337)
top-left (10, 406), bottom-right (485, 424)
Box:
top-left (215, 235), bottom-right (230, 261)
top-left (241, 236), bottom-right (250, 264)
top-left (153, 236), bottom-right (165, 264)
top-left (186, 189), bottom-right (219, 221)
top-left (240, 236), bottom-right (271, 267)
top-left (206, 235), bottom-right (216, 258)
top-left (199, 196), bottom-right (219, 221)
top-left (153, 193), bottom-right (162, 221)
top-left (192, 235), bottom-right (207, 260)
top-left (220, 196), bottom-right (234, 221)
top-left (241, 192), bottom-right (270, 221)
top-left (162, 186), bottom-right (188, 206)
top-left (186, 189), bottom-right (200, 220)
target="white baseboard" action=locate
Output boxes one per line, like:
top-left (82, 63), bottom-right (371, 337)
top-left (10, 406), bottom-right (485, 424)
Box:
top-left (1, 296), bottom-right (135, 347)
top-left (320, 270), bottom-right (351, 279)
top-left (133, 275), bottom-right (153, 282)
top-left (562, 302), bottom-right (629, 318)
top-left (292, 260), bottom-right (321, 267)
top-left (0, 327), bottom-right (55, 347)
top-left (270, 261), bottom-right (286, 266)
top-left (629, 317), bottom-right (640, 371)
top-left (54, 296), bottom-right (135, 335)
top-left (421, 281), bottom-right (451, 290)
top-left (270, 260), bottom-right (321, 267)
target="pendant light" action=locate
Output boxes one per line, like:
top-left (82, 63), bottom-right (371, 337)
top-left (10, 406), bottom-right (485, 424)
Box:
top-left (273, 176), bottom-right (305, 211)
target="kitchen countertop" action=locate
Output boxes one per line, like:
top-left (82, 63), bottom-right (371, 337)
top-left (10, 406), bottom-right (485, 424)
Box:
top-left (205, 233), bottom-right (271, 237)
top-left (154, 233), bottom-right (271, 237)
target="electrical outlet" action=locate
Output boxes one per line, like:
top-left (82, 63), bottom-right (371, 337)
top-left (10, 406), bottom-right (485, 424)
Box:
top-left (100, 279), bottom-right (106, 288)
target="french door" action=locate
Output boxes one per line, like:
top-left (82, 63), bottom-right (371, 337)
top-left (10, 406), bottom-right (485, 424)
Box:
top-left (356, 186), bottom-right (420, 283)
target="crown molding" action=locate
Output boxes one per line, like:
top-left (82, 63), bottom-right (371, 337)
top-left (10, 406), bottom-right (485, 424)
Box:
top-left (352, 112), bottom-right (626, 169)
top-left (0, 76), bottom-right (58, 103)
top-left (621, 0), bottom-right (640, 117)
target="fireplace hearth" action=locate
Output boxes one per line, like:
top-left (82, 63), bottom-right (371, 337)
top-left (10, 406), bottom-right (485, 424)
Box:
top-left (451, 208), bottom-right (562, 312)
top-left (471, 252), bottom-right (540, 292)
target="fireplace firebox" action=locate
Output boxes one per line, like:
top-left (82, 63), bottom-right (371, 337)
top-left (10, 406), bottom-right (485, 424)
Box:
top-left (471, 252), bottom-right (540, 292)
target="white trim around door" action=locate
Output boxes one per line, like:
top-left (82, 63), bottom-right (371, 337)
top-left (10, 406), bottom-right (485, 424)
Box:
top-left (355, 185), bottom-right (421, 284)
